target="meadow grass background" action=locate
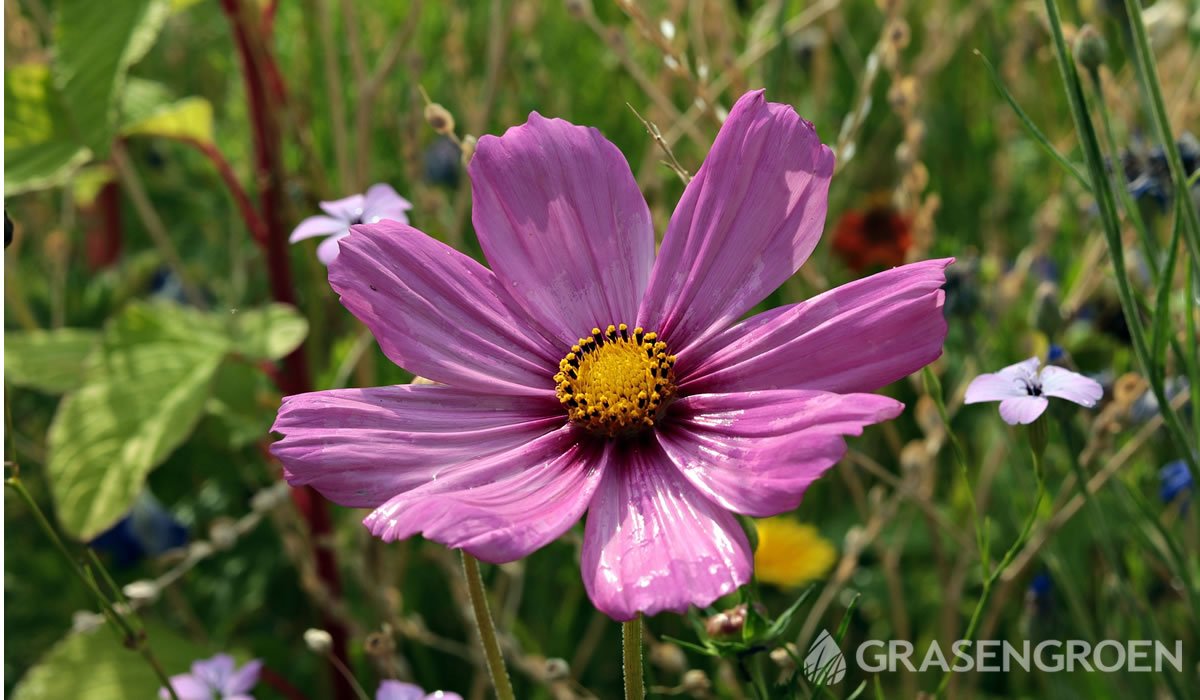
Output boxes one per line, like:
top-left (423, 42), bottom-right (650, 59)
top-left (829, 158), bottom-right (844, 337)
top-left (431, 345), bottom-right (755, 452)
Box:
top-left (4, 0), bottom-right (1199, 697)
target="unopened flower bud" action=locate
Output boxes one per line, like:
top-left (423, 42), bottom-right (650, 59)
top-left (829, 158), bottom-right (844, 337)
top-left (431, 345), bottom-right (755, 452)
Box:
top-left (304, 628), bottom-right (333, 654)
top-left (649, 642), bottom-right (687, 674)
top-left (1074, 25), bottom-right (1108, 71)
top-left (704, 603), bottom-right (748, 639)
top-left (543, 657), bottom-right (570, 681)
top-left (424, 103), bottom-right (456, 136)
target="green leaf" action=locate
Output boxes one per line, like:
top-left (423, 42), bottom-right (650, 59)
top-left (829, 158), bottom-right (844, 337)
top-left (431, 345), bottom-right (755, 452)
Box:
top-left (47, 303), bottom-right (228, 539)
top-left (53, 0), bottom-right (171, 159)
top-left (228, 303), bottom-right (309, 361)
top-left (11, 623), bottom-right (210, 699)
top-left (3, 64), bottom-right (90, 196)
top-left (119, 78), bottom-right (215, 145)
top-left (71, 164), bottom-right (117, 208)
top-left (4, 329), bottom-right (100, 394)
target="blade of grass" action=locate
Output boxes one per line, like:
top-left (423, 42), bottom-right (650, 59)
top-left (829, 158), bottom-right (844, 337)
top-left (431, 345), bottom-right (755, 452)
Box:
top-left (974, 50), bottom-right (1090, 191)
top-left (1121, 0), bottom-right (1200, 277)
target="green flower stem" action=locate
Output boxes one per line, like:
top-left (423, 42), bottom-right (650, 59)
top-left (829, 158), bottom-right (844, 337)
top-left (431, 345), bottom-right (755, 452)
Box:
top-left (1121, 0), bottom-right (1200, 275)
top-left (460, 552), bottom-right (515, 700)
top-left (4, 477), bottom-right (181, 700)
top-left (622, 614), bottom-right (645, 700)
top-left (1040, 0), bottom-right (1198, 479)
top-left (936, 432), bottom-right (1046, 695)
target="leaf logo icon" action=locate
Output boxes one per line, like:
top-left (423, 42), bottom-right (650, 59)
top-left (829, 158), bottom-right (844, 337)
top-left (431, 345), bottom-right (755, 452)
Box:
top-left (803, 629), bottom-right (846, 685)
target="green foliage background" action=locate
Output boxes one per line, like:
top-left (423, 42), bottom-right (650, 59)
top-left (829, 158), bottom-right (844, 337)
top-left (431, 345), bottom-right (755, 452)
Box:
top-left (4, 0), bottom-right (1198, 698)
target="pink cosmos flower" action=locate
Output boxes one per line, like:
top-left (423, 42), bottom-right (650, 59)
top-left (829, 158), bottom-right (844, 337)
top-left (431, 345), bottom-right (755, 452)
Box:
top-left (289, 183), bottom-right (412, 265)
top-left (376, 680), bottom-right (463, 700)
top-left (964, 357), bottom-right (1103, 425)
top-left (271, 90), bottom-right (951, 621)
top-left (159, 654), bottom-right (262, 700)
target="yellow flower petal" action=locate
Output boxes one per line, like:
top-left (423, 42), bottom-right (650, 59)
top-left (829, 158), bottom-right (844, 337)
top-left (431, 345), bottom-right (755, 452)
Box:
top-left (753, 518), bottom-right (837, 588)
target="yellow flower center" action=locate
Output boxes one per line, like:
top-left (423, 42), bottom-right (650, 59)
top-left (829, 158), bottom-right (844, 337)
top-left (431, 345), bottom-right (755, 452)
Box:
top-left (555, 324), bottom-right (676, 437)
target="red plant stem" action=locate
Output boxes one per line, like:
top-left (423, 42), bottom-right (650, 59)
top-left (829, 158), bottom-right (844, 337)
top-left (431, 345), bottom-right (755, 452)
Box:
top-left (219, 2), bottom-right (353, 699)
top-left (260, 665), bottom-right (313, 700)
top-left (184, 139), bottom-right (269, 246)
top-left (83, 179), bottom-right (123, 270)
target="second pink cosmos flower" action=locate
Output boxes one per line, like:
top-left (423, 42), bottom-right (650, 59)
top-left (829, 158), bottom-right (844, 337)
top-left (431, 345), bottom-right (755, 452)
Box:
top-left (272, 90), bottom-right (952, 621)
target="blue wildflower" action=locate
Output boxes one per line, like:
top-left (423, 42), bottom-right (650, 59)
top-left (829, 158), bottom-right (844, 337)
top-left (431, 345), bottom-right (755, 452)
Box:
top-left (90, 492), bottom-right (188, 568)
top-left (1159, 460), bottom-right (1193, 506)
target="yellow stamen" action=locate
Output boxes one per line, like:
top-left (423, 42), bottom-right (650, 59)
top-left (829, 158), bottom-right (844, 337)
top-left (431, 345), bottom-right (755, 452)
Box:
top-left (555, 324), bottom-right (676, 437)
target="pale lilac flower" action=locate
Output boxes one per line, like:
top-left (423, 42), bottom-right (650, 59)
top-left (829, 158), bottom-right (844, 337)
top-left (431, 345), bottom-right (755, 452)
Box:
top-left (272, 90), bottom-right (951, 620)
top-left (964, 357), bottom-right (1103, 425)
top-left (376, 680), bottom-right (463, 700)
top-left (159, 653), bottom-right (262, 700)
top-left (290, 183), bottom-right (412, 265)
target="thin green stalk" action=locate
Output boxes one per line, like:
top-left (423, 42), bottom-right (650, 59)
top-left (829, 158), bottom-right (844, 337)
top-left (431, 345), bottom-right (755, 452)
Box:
top-left (1040, 0), bottom-right (1198, 479)
top-left (935, 436), bottom-right (1046, 695)
top-left (1082, 64), bottom-right (1158, 274)
top-left (922, 368), bottom-right (989, 573)
top-left (1121, 0), bottom-right (1200, 275)
top-left (460, 552), bottom-right (515, 700)
top-left (4, 478), bottom-right (181, 700)
top-left (622, 614), bottom-right (645, 700)
top-left (974, 50), bottom-right (1090, 191)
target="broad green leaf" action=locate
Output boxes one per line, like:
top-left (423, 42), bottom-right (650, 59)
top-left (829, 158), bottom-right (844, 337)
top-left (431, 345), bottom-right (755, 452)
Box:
top-left (53, 0), bottom-right (170, 159)
top-left (47, 303), bottom-right (228, 539)
top-left (118, 77), bottom-right (175, 128)
top-left (228, 303), bottom-right (309, 361)
top-left (71, 164), bottom-right (117, 208)
top-left (4, 329), bottom-right (100, 394)
top-left (205, 361), bottom-right (277, 449)
top-left (119, 78), bottom-right (214, 144)
top-left (4, 64), bottom-right (90, 195)
top-left (123, 96), bottom-right (215, 145)
top-left (11, 622), bottom-right (210, 700)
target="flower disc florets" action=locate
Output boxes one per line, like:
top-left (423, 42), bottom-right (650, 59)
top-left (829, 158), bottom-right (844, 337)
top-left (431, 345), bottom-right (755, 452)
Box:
top-left (555, 324), bottom-right (676, 437)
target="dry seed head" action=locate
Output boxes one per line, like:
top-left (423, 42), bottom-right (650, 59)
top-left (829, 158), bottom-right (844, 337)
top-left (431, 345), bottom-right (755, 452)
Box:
top-left (424, 103), bottom-right (456, 135)
top-left (886, 18), bottom-right (911, 50)
top-left (460, 135), bottom-right (478, 167)
top-left (887, 75), bottom-right (919, 114)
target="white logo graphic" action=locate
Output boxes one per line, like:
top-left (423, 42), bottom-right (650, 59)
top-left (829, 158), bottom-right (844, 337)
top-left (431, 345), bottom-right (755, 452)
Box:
top-left (803, 629), bottom-right (846, 685)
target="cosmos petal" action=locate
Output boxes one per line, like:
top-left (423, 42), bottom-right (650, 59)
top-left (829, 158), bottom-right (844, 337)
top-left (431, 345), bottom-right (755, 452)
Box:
top-left (363, 425), bottom-right (604, 563)
top-left (998, 396), bottom-right (1049, 425)
top-left (657, 391), bottom-right (904, 517)
top-left (331, 222), bottom-right (562, 395)
top-left (679, 259), bottom-right (951, 393)
top-left (1039, 365), bottom-right (1103, 407)
top-left (376, 681), bottom-right (438, 700)
top-left (964, 372), bottom-right (1033, 403)
top-left (362, 183), bottom-right (413, 223)
top-left (290, 215), bottom-right (348, 243)
top-left (160, 677), bottom-right (211, 700)
top-left (271, 384), bottom-right (564, 508)
top-left (315, 233), bottom-right (346, 265)
top-left (470, 112), bottom-right (655, 345)
top-left (319, 193), bottom-right (367, 221)
top-left (222, 660), bottom-right (263, 694)
top-left (637, 90), bottom-right (835, 352)
top-left (581, 440), bottom-right (752, 621)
